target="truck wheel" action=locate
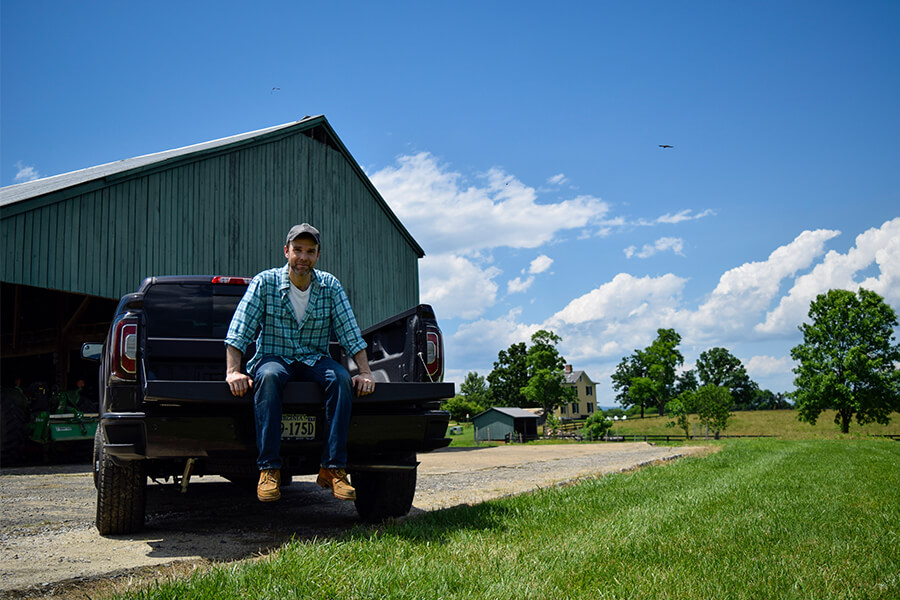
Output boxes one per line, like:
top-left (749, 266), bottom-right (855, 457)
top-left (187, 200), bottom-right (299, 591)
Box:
top-left (352, 465), bottom-right (417, 522)
top-left (92, 426), bottom-right (102, 489)
top-left (96, 430), bottom-right (146, 535)
top-left (1, 389), bottom-right (27, 467)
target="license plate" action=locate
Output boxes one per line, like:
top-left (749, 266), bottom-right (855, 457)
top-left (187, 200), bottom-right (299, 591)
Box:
top-left (281, 414), bottom-right (316, 440)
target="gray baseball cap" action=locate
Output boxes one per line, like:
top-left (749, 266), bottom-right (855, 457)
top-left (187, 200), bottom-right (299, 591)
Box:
top-left (286, 223), bottom-right (321, 247)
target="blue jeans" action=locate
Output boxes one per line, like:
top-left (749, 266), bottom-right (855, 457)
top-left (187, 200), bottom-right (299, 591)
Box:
top-left (252, 356), bottom-right (353, 471)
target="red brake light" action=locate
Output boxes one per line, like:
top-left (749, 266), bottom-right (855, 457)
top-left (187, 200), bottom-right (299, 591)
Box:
top-left (425, 327), bottom-right (444, 382)
top-left (112, 319), bottom-right (138, 380)
top-left (211, 276), bottom-right (251, 284)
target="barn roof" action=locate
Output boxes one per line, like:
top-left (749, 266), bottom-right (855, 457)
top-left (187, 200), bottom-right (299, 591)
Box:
top-left (1, 118), bottom-right (309, 208)
top-left (0, 115), bottom-right (423, 256)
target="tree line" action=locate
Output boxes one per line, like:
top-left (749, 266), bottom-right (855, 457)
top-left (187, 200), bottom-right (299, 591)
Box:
top-left (444, 288), bottom-right (900, 436)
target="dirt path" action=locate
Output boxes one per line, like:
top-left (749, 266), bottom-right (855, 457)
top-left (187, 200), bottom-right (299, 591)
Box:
top-left (0, 442), bottom-right (705, 598)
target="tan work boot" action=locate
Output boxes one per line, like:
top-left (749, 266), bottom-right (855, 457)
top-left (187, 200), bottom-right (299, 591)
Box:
top-left (316, 468), bottom-right (356, 501)
top-left (257, 468), bottom-right (281, 502)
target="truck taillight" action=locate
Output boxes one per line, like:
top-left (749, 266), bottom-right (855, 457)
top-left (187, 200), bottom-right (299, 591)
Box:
top-left (112, 319), bottom-right (138, 380)
top-left (211, 276), bottom-right (251, 284)
top-left (425, 326), bottom-right (444, 382)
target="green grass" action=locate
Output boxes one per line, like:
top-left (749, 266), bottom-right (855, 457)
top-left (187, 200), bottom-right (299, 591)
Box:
top-left (607, 409), bottom-right (900, 440)
top-left (111, 439), bottom-right (900, 599)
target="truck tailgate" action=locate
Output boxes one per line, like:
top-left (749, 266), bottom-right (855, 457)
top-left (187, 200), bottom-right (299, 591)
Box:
top-left (143, 381), bottom-right (455, 407)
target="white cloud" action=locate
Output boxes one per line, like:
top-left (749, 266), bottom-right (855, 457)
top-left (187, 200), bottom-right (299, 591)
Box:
top-left (688, 228), bottom-right (841, 339)
top-left (550, 273), bottom-right (687, 327)
top-left (624, 237), bottom-right (685, 259)
top-left (756, 218), bottom-right (900, 335)
top-left (419, 254), bottom-right (500, 320)
top-left (448, 309), bottom-right (541, 376)
top-left (507, 276), bottom-right (535, 294)
top-left (746, 355), bottom-right (794, 378)
top-left (547, 173), bottom-right (568, 185)
top-left (655, 209), bottom-right (715, 224)
top-left (370, 153), bottom-right (609, 255)
top-left (529, 254), bottom-right (554, 274)
top-left (14, 161), bottom-right (39, 183)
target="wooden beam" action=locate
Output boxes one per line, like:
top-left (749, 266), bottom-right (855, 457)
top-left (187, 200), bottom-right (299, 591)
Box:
top-left (63, 296), bottom-right (92, 335)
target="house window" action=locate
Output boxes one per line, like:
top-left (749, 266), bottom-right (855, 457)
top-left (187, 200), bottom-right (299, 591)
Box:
top-left (587, 403), bottom-right (594, 414)
top-left (585, 386), bottom-right (593, 396)
top-left (560, 405), bottom-right (567, 415)
top-left (571, 403), bottom-right (579, 415)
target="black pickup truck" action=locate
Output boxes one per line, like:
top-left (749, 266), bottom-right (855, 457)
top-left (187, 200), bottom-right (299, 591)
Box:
top-left (82, 275), bottom-right (453, 534)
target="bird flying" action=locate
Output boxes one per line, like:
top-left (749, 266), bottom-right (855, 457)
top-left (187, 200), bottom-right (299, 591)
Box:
top-left (658, 144), bottom-right (674, 148)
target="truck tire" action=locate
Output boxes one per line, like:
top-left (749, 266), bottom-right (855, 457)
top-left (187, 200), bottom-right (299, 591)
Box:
top-left (96, 431), bottom-right (146, 535)
top-left (92, 426), bottom-right (102, 489)
top-left (352, 465), bottom-right (417, 522)
top-left (1, 389), bottom-right (27, 467)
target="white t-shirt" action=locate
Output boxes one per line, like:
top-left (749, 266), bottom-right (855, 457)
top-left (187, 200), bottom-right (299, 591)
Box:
top-left (288, 283), bottom-right (310, 326)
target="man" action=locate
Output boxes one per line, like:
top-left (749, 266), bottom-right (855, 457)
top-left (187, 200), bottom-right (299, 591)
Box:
top-left (224, 223), bottom-right (376, 503)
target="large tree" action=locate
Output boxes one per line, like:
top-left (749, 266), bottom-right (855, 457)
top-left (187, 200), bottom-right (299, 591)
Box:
top-left (637, 328), bottom-right (684, 416)
top-left (611, 354), bottom-right (649, 417)
top-left (696, 347), bottom-right (759, 410)
top-left (611, 329), bottom-right (684, 417)
top-left (790, 288), bottom-right (900, 434)
top-left (520, 330), bottom-right (575, 415)
top-left (486, 342), bottom-right (529, 407)
top-left (460, 371), bottom-right (489, 409)
top-left (693, 385), bottom-right (733, 439)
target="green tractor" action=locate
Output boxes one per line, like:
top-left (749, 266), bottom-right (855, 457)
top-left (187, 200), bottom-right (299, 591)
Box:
top-left (0, 380), bottom-right (99, 466)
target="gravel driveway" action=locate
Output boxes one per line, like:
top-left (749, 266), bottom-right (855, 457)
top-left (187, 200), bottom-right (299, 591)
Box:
top-left (0, 442), bottom-right (704, 598)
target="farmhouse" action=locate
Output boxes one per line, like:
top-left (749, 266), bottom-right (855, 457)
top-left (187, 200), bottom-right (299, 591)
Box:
top-left (0, 116), bottom-right (423, 394)
top-left (552, 364), bottom-right (597, 421)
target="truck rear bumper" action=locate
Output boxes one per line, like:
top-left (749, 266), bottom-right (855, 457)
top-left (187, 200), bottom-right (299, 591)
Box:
top-left (101, 410), bottom-right (451, 462)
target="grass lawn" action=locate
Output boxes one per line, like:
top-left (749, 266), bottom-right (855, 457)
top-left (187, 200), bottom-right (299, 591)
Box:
top-left (111, 439), bottom-right (899, 599)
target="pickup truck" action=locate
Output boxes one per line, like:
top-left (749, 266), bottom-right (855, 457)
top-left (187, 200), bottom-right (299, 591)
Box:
top-left (82, 275), bottom-right (453, 535)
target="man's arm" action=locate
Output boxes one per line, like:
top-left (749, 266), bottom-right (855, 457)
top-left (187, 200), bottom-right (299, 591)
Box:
top-left (351, 349), bottom-right (375, 396)
top-left (226, 344), bottom-right (253, 397)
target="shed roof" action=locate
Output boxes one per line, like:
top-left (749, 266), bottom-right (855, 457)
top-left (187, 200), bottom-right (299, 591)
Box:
top-left (474, 407), bottom-right (541, 420)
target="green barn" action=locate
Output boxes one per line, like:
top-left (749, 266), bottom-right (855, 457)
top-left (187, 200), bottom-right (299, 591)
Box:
top-left (0, 116), bottom-right (424, 392)
top-left (473, 407), bottom-right (540, 442)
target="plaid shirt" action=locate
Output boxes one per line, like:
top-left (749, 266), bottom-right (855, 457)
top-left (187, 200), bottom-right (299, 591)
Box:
top-left (225, 265), bottom-right (367, 375)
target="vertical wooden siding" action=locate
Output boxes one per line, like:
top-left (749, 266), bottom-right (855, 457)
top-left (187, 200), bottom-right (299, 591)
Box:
top-left (0, 132), bottom-right (420, 329)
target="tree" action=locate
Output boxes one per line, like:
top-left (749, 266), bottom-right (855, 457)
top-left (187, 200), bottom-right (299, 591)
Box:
top-left (582, 411), bottom-right (613, 440)
top-left (486, 342), bottom-right (529, 407)
top-left (665, 394), bottom-right (694, 438)
top-left (637, 328), bottom-right (684, 416)
top-left (611, 329), bottom-right (684, 417)
top-left (675, 369), bottom-right (699, 397)
top-left (790, 288), bottom-right (900, 434)
top-left (752, 389), bottom-right (791, 410)
top-left (696, 347), bottom-right (758, 410)
top-left (693, 385), bottom-right (733, 439)
top-left (611, 354), bottom-right (649, 417)
top-left (520, 330), bottom-right (575, 415)
top-left (460, 371), bottom-right (489, 409)
top-left (441, 395), bottom-right (484, 423)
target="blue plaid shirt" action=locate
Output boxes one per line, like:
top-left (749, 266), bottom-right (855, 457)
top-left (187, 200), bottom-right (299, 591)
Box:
top-left (225, 265), bottom-right (367, 375)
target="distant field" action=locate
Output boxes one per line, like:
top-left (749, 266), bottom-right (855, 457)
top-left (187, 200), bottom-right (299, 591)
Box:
top-left (448, 410), bottom-right (900, 444)
top-left (606, 409), bottom-right (900, 440)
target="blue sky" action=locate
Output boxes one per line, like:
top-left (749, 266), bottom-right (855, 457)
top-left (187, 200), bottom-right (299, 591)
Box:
top-left (3, 1), bottom-right (898, 404)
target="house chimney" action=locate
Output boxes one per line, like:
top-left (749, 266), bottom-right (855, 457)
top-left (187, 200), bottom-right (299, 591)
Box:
top-left (565, 364), bottom-right (572, 374)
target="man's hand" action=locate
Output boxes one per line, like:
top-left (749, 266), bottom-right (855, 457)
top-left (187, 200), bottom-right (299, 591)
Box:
top-left (225, 344), bottom-right (253, 397)
top-left (227, 370), bottom-right (254, 397)
top-left (352, 371), bottom-right (375, 397)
